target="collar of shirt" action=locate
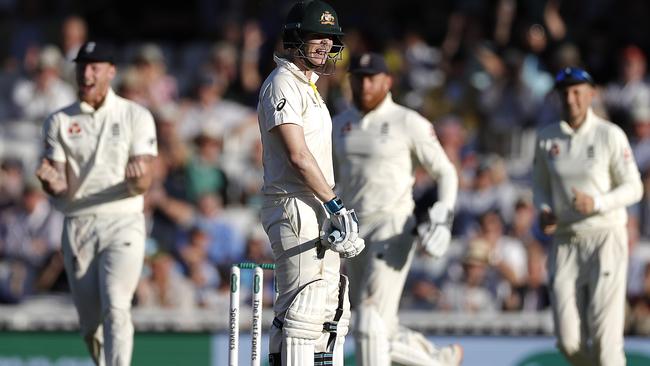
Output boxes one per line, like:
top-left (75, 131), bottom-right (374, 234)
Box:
top-left (273, 54), bottom-right (319, 84)
top-left (79, 88), bottom-right (117, 115)
top-left (559, 107), bottom-right (596, 136)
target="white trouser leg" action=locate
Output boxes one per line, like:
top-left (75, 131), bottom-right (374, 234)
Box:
top-left (62, 216), bottom-right (104, 366)
top-left (261, 195), bottom-right (342, 366)
top-left (98, 214), bottom-right (145, 366)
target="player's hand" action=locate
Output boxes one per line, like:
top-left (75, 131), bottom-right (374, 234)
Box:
top-left (36, 158), bottom-right (66, 195)
top-left (571, 187), bottom-right (595, 215)
top-left (126, 157), bottom-right (148, 179)
top-left (418, 202), bottom-right (453, 258)
top-left (322, 227), bottom-right (365, 258)
top-left (539, 208), bottom-right (557, 235)
top-left (323, 197), bottom-right (360, 244)
top-left (125, 156), bottom-right (153, 195)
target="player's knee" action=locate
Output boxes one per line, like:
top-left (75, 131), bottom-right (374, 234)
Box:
top-left (354, 303), bottom-right (387, 337)
top-left (283, 279), bottom-right (328, 341)
top-left (104, 306), bottom-right (131, 330)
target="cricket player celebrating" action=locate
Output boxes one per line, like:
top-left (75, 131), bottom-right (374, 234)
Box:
top-left (533, 67), bottom-right (643, 366)
top-left (257, 1), bottom-right (365, 365)
top-left (332, 52), bottom-right (462, 366)
top-left (36, 41), bottom-right (157, 366)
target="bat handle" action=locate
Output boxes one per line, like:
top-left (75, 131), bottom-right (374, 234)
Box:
top-left (328, 229), bottom-right (342, 243)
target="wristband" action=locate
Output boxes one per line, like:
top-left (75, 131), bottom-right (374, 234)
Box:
top-left (324, 196), bottom-right (345, 214)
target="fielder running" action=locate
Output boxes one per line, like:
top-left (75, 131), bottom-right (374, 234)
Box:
top-left (257, 1), bottom-right (365, 365)
top-left (332, 52), bottom-right (462, 366)
top-left (36, 41), bottom-right (157, 366)
top-left (533, 67), bottom-right (643, 366)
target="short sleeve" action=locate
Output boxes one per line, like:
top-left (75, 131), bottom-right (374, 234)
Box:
top-left (42, 114), bottom-right (66, 162)
top-left (259, 76), bottom-right (303, 131)
top-left (130, 107), bottom-right (158, 157)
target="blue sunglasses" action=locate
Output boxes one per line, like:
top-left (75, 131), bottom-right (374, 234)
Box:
top-left (555, 67), bottom-right (594, 86)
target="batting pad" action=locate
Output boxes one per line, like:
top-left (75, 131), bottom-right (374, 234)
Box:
top-left (282, 279), bottom-right (328, 366)
top-left (390, 326), bottom-right (440, 366)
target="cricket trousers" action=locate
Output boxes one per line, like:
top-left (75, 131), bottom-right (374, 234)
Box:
top-left (261, 194), bottom-right (346, 365)
top-left (62, 213), bottom-right (145, 366)
top-left (347, 213), bottom-right (416, 328)
top-left (549, 226), bottom-right (628, 366)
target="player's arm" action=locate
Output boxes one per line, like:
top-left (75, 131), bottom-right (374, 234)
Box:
top-left (125, 155), bottom-right (155, 195)
top-left (592, 127), bottom-right (643, 212)
top-left (36, 158), bottom-right (67, 196)
top-left (127, 107), bottom-right (158, 196)
top-left (409, 117), bottom-right (458, 209)
top-left (273, 123), bottom-right (336, 202)
top-left (532, 136), bottom-right (556, 234)
top-left (38, 113), bottom-right (68, 197)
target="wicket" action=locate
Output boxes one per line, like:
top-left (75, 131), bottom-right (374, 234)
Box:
top-left (229, 262), bottom-right (276, 366)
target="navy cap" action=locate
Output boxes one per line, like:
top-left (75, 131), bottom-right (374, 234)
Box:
top-left (349, 52), bottom-right (389, 75)
top-left (555, 67), bottom-right (594, 89)
top-left (74, 41), bottom-right (115, 64)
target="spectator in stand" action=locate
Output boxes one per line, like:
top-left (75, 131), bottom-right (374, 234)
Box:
top-left (177, 226), bottom-right (222, 307)
top-left (439, 238), bottom-right (498, 313)
top-left (136, 251), bottom-right (195, 309)
top-left (60, 15), bottom-right (87, 84)
top-left (603, 45), bottom-right (650, 130)
top-left (132, 43), bottom-right (178, 110)
top-left (183, 192), bottom-right (246, 269)
top-left (628, 262), bottom-right (650, 335)
top-left (185, 126), bottom-right (229, 203)
top-left (629, 102), bottom-right (650, 172)
top-left (0, 159), bottom-right (25, 210)
top-left (502, 243), bottom-right (550, 311)
top-left (0, 182), bottom-right (64, 303)
top-left (12, 45), bottom-right (76, 122)
top-left (476, 210), bottom-right (528, 288)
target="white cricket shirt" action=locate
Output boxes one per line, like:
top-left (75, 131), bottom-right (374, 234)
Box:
top-left (257, 55), bottom-right (335, 196)
top-left (533, 108), bottom-right (643, 234)
top-left (332, 93), bottom-right (458, 219)
top-left (43, 88), bottom-right (158, 216)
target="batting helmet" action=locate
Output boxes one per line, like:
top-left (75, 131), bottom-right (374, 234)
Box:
top-left (282, 0), bottom-right (345, 74)
top-left (283, 0), bottom-right (344, 47)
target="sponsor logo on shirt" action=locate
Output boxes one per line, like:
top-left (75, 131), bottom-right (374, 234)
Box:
top-left (587, 145), bottom-right (594, 158)
top-left (276, 98), bottom-right (286, 111)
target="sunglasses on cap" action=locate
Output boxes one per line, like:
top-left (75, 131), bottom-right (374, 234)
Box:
top-left (555, 67), bottom-right (595, 88)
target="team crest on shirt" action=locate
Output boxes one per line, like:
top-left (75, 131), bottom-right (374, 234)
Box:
top-left (111, 122), bottom-right (120, 137)
top-left (381, 122), bottom-right (389, 135)
top-left (68, 121), bottom-right (82, 138)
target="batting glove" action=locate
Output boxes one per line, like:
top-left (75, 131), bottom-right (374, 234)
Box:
top-left (324, 227), bottom-right (366, 258)
top-left (322, 196), bottom-right (364, 257)
top-left (418, 202), bottom-right (453, 258)
top-left (323, 197), bottom-right (360, 241)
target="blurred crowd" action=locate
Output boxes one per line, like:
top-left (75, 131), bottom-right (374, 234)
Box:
top-left (2, 0), bottom-right (650, 336)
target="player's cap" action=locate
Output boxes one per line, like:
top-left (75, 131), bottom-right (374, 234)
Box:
top-left (74, 41), bottom-right (115, 64)
top-left (554, 67), bottom-right (594, 89)
top-left (349, 52), bottom-right (389, 75)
